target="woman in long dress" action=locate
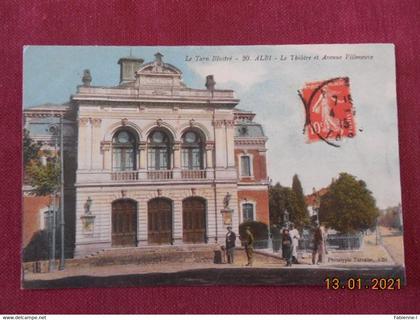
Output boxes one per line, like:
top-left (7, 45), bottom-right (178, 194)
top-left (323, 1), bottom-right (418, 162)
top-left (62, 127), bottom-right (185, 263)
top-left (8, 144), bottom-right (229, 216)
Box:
top-left (282, 229), bottom-right (293, 267)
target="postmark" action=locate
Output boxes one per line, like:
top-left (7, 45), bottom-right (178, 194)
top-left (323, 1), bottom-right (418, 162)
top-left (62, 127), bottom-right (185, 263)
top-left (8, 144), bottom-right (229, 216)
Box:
top-left (299, 77), bottom-right (356, 147)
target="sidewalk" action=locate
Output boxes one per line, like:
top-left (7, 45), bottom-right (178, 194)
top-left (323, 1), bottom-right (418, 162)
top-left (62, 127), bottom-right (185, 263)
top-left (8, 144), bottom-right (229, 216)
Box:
top-left (379, 227), bottom-right (405, 265)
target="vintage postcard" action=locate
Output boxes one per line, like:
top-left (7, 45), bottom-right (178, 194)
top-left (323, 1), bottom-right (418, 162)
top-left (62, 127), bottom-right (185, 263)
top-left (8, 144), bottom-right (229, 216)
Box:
top-left (22, 44), bottom-right (404, 288)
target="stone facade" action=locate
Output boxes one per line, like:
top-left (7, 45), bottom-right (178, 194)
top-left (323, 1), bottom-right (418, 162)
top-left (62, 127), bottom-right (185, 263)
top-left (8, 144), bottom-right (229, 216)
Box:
top-left (24, 53), bottom-right (270, 258)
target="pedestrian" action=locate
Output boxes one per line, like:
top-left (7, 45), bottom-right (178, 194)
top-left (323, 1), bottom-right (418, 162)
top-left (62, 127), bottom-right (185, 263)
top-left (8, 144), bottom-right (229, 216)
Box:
top-left (281, 228), bottom-right (293, 266)
top-left (244, 226), bottom-right (254, 266)
top-left (312, 223), bottom-right (326, 264)
top-left (225, 226), bottom-right (236, 264)
top-left (289, 223), bottom-right (300, 264)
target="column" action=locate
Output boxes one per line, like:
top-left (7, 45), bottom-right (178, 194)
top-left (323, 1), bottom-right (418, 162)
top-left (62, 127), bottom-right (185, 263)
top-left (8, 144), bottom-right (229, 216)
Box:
top-left (172, 199), bottom-right (183, 244)
top-left (138, 142), bottom-right (146, 170)
top-left (100, 141), bottom-right (111, 170)
top-left (77, 118), bottom-right (90, 169)
top-left (225, 120), bottom-right (236, 167)
top-left (205, 142), bottom-right (214, 168)
top-left (173, 142), bottom-right (181, 168)
top-left (137, 200), bottom-right (148, 246)
top-left (91, 118), bottom-right (102, 170)
top-left (213, 119), bottom-right (226, 168)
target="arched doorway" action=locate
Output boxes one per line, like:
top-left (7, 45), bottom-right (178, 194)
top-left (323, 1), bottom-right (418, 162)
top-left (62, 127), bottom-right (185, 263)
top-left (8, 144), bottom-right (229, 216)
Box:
top-left (112, 199), bottom-right (138, 247)
top-left (148, 198), bottom-right (172, 244)
top-left (183, 197), bottom-right (206, 243)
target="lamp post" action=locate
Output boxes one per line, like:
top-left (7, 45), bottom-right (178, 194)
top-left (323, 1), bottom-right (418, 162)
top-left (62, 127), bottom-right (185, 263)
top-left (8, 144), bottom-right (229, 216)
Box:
top-left (283, 209), bottom-right (290, 229)
top-left (47, 115), bottom-right (65, 270)
top-left (58, 116), bottom-right (65, 270)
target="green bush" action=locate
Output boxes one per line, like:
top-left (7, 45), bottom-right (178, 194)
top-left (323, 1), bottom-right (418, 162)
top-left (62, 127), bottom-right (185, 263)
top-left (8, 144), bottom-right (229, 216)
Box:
top-left (239, 221), bottom-right (268, 240)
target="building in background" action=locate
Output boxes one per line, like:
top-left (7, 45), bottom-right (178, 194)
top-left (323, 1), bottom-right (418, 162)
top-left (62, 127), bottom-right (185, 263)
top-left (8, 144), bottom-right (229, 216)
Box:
top-left (23, 53), bottom-right (269, 258)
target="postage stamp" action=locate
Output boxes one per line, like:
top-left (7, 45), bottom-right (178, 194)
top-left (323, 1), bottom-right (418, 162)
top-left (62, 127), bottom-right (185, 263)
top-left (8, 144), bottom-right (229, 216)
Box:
top-left (299, 77), bottom-right (356, 146)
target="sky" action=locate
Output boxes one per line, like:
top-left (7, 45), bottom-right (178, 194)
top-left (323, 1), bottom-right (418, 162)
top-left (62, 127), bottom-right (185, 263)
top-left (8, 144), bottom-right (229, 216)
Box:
top-left (23, 45), bottom-right (402, 209)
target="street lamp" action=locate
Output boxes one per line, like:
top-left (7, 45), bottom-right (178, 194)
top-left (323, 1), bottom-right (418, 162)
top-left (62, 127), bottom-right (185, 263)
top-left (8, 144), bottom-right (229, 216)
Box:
top-left (284, 209), bottom-right (290, 229)
top-left (46, 115), bottom-right (65, 270)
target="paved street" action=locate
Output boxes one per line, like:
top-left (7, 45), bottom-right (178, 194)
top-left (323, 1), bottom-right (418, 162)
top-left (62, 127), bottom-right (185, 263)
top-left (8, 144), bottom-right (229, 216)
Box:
top-left (23, 262), bottom-right (405, 289)
top-left (379, 227), bottom-right (405, 265)
top-left (23, 230), bottom-right (405, 289)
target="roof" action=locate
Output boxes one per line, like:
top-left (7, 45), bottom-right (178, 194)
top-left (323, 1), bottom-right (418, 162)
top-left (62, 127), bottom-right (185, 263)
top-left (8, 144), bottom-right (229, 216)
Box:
top-left (305, 187), bottom-right (329, 206)
top-left (235, 123), bottom-right (265, 138)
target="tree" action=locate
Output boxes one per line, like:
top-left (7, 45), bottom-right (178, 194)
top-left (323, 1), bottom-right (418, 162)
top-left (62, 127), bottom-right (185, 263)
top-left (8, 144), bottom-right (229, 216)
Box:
top-left (24, 129), bottom-right (61, 196)
top-left (23, 128), bottom-right (41, 167)
top-left (319, 172), bottom-right (379, 234)
top-left (291, 174), bottom-right (310, 227)
top-left (26, 161), bottom-right (60, 196)
top-left (269, 181), bottom-right (309, 229)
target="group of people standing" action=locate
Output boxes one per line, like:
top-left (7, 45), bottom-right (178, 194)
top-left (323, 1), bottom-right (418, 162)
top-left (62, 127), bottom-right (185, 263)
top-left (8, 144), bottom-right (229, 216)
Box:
top-left (281, 222), bottom-right (327, 266)
top-left (224, 226), bottom-right (254, 266)
top-left (224, 222), bottom-right (327, 267)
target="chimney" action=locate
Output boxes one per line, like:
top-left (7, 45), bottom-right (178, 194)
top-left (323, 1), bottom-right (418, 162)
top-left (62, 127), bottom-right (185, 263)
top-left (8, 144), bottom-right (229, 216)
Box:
top-left (205, 75), bottom-right (216, 91)
top-left (118, 56), bottom-right (144, 84)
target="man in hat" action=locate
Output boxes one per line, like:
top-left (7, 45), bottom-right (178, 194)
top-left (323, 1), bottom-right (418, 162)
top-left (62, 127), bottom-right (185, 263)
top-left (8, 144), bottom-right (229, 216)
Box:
top-left (244, 226), bottom-right (255, 266)
top-left (225, 226), bottom-right (236, 264)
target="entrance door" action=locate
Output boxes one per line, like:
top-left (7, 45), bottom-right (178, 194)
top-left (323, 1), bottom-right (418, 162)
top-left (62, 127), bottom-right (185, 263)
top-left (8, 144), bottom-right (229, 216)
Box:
top-left (183, 197), bottom-right (206, 243)
top-left (112, 199), bottom-right (137, 247)
top-left (148, 198), bottom-right (172, 244)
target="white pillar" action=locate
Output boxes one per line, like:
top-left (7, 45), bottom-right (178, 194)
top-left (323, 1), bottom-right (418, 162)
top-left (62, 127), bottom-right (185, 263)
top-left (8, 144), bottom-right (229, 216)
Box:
top-left (91, 118), bottom-right (102, 170)
top-left (139, 142), bottom-right (146, 170)
top-left (173, 143), bottom-right (181, 168)
top-left (225, 120), bottom-right (236, 167)
top-left (213, 120), bottom-right (226, 168)
top-left (173, 199), bottom-right (183, 244)
top-left (77, 118), bottom-right (90, 169)
top-left (137, 199), bottom-right (148, 246)
top-left (205, 142), bottom-right (214, 168)
top-left (101, 141), bottom-right (111, 170)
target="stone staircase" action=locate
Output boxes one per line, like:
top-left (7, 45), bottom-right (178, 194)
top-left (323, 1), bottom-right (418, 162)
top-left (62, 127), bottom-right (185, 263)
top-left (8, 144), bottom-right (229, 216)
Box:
top-left (67, 244), bottom-right (221, 269)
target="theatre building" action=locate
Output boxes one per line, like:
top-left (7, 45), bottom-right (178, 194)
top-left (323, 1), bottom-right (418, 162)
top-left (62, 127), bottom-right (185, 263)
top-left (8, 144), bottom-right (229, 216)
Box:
top-left (24, 53), bottom-right (269, 257)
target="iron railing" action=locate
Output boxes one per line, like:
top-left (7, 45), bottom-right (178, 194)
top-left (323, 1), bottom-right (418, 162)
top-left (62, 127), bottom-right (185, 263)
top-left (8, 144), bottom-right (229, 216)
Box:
top-left (246, 232), bottom-right (364, 252)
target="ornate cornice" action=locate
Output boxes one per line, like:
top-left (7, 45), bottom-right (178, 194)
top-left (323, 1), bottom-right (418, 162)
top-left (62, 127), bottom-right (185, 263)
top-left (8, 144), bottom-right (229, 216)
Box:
top-left (91, 118), bottom-right (102, 128)
top-left (212, 120), bottom-right (225, 128)
top-left (79, 118), bottom-right (90, 127)
top-left (225, 120), bottom-right (235, 128)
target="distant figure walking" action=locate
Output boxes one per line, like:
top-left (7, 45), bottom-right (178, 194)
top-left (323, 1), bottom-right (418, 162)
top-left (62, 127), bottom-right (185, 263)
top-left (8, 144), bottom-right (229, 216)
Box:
top-left (244, 226), bottom-right (254, 266)
top-left (225, 226), bottom-right (236, 264)
top-left (281, 228), bottom-right (293, 267)
top-left (289, 223), bottom-right (300, 264)
top-left (312, 223), bottom-right (327, 265)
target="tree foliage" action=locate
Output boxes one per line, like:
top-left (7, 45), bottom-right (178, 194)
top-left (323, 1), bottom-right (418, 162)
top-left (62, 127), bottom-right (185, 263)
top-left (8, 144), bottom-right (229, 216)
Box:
top-left (24, 129), bottom-right (61, 196)
top-left (319, 172), bottom-right (379, 234)
top-left (269, 179), bottom-right (310, 229)
top-left (378, 206), bottom-right (402, 230)
top-left (23, 129), bottom-right (41, 167)
top-left (291, 174), bottom-right (310, 227)
top-left (26, 161), bottom-right (60, 196)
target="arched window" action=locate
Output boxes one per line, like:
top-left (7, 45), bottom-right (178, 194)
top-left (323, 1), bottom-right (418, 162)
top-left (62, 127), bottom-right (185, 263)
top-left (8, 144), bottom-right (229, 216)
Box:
top-left (181, 130), bottom-right (203, 170)
top-left (148, 130), bottom-right (171, 170)
top-left (112, 130), bottom-right (137, 171)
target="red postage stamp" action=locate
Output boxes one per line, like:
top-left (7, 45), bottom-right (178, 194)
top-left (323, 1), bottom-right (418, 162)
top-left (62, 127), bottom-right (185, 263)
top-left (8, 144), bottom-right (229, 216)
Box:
top-left (299, 77), bottom-right (356, 146)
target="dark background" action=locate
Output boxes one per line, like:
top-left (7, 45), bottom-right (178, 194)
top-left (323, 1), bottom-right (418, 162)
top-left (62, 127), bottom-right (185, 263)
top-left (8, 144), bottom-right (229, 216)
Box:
top-left (1, 0), bottom-right (419, 314)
